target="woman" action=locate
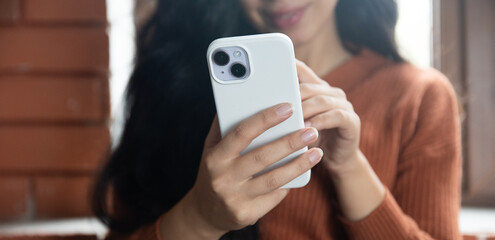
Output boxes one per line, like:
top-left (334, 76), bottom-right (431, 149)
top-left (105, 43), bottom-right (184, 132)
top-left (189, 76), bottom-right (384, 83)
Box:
top-left (93, 0), bottom-right (462, 239)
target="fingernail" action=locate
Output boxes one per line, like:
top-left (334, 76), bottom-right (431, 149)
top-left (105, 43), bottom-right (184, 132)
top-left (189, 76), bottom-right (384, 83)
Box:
top-left (301, 128), bottom-right (318, 143)
top-left (309, 149), bottom-right (323, 163)
top-left (304, 121), bottom-right (311, 127)
top-left (276, 103), bottom-right (293, 117)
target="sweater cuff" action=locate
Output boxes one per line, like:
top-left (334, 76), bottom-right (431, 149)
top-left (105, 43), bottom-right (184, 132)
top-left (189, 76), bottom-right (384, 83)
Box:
top-left (155, 213), bottom-right (164, 240)
top-left (339, 189), bottom-right (415, 240)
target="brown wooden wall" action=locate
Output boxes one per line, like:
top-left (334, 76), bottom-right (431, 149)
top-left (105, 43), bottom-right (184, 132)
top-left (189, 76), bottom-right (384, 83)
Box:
top-left (433, 0), bottom-right (495, 207)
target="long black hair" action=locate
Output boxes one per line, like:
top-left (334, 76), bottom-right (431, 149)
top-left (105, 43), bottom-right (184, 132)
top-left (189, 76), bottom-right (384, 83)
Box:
top-left (92, 0), bottom-right (402, 239)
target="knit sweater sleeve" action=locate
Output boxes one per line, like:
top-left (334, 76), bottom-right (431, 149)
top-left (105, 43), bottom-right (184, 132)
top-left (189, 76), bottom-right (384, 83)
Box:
top-left (104, 218), bottom-right (162, 240)
top-left (341, 72), bottom-right (462, 240)
top-left (102, 195), bottom-right (164, 240)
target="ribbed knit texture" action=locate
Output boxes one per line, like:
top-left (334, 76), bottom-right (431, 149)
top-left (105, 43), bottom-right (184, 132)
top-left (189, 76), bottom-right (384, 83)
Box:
top-left (105, 49), bottom-right (462, 240)
top-left (104, 222), bottom-right (160, 240)
top-left (258, 50), bottom-right (462, 240)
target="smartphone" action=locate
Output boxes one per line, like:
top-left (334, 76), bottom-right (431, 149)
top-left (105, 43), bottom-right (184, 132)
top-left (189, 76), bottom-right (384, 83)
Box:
top-left (206, 33), bottom-right (309, 188)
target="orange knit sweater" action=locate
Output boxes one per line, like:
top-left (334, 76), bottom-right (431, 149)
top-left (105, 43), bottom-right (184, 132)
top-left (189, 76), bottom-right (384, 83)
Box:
top-left (105, 49), bottom-right (462, 240)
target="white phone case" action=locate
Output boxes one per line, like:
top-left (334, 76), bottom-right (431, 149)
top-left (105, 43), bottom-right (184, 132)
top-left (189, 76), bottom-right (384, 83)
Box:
top-left (207, 33), bottom-right (310, 188)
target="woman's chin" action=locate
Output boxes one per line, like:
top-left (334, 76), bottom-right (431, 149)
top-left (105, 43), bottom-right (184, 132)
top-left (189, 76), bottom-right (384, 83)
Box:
top-left (261, 25), bottom-right (313, 46)
top-left (282, 30), bottom-right (313, 47)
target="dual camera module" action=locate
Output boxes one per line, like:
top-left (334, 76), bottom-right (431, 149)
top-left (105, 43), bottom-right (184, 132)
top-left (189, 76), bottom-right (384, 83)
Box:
top-left (213, 51), bottom-right (247, 78)
top-left (210, 47), bottom-right (250, 82)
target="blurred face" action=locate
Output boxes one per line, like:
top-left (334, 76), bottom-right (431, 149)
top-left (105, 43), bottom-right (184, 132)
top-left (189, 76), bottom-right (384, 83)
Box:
top-left (240, 0), bottom-right (338, 45)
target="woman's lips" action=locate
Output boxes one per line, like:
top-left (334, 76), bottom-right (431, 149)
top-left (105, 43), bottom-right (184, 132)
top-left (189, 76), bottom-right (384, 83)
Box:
top-left (266, 6), bottom-right (308, 30)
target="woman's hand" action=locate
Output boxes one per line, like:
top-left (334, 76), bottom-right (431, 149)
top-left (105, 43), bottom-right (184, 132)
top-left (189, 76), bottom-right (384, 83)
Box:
top-left (296, 60), bottom-right (385, 221)
top-left (296, 60), bottom-right (361, 173)
top-left (160, 103), bottom-right (323, 240)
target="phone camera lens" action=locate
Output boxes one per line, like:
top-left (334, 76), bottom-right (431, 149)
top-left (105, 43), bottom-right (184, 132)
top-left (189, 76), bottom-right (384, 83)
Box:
top-left (213, 51), bottom-right (229, 66)
top-left (231, 63), bottom-right (247, 78)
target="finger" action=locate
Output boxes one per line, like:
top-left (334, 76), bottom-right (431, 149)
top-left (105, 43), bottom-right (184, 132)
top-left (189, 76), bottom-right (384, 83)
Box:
top-left (296, 60), bottom-right (326, 84)
top-left (217, 103), bottom-right (294, 159)
top-left (299, 83), bottom-right (332, 100)
top-left (246, 148), bottom-right (323, 196)
top-left (299, 83), bottom-right (347, 101)
top-left (233, 127), bottom-right (319, 180)
top-left (302, 96), bottom-right (354, 120)
top-left (305, 110), bottom-right (360, 140)
top-left (204, 115), bottom-right (222, 150)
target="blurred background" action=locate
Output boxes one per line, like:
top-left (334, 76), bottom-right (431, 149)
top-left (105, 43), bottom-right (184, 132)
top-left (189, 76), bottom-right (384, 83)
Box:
top-left (0, 0), bottom-right (493, 239)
